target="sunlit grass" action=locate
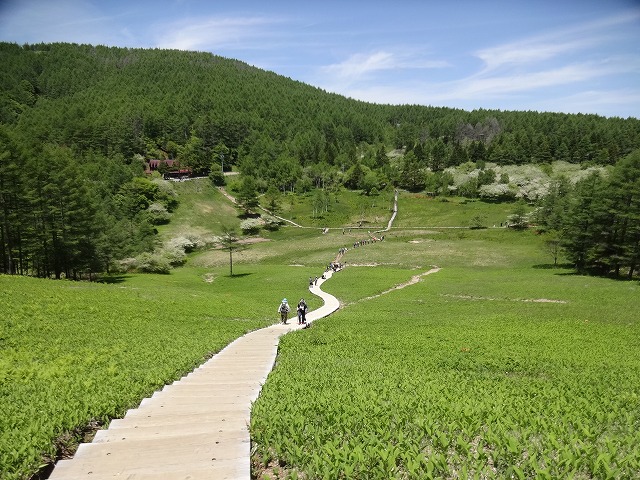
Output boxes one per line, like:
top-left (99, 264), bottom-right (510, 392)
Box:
top-left (251, 255), bottom-right (640, 478)
top-left (394, 193), bottom-right (526, 228)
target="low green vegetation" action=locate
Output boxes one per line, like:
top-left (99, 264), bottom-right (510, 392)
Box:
top-left (3, 175), bottom-right (640, 480)
top-left (250, 236), bottom-right (640, 479)
top-left (0, 264), bottom-right (317, 480)
top-left (394, 194), bottom-right (520, 228)
top-left (156, 178), bottom-right (240, 240)
top-left (279, 188), bottom-right (394, 229)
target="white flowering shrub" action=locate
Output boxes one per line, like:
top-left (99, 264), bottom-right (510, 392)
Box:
top-left (478, 183), bottom-right (517, 201)
top-left (146, 202), bottom-right (170, 225)
top-left (133, 252), bottom-right (171, 274)
top-left (240, 218), bottom-right (263, 234)
top-left (262, 215), bottom-right (282, 231)
top-left (166, 236), bottom-right (198, 253)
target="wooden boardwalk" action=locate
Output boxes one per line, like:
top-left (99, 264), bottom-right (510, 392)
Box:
top-left (49, 272), bottom-right (340, 480)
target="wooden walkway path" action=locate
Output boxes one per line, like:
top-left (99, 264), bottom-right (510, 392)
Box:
top-left (49, 272), bottom-right (340, 480)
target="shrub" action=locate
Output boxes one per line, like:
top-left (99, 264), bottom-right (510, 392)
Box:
top-left (134, 252), bottom-right (171, 274)
top-left (478, 183), bottom-right (517, 201)
top-left (161, 245), bottom-right (187, 266)
top-left (262, 215), bottom-right (282, 231)
top-left (240, 218), bottom-right (263, 234)
top-left (146, 202), bottom-right (171, 225)
top-left (469, 215), bottom-right (487, 229)
top-left (166, 236), bottom-right (198, 253)
top-left (209, 169), bottom-right (225, 186)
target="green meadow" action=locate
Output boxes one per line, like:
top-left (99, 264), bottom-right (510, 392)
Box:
top-left (2, 183), bottom-right (640, 479)
top-left (251, 229), bottom-right (640, 479)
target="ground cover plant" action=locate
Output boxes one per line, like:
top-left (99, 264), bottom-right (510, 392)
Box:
top-left (393, 193), bottom-right (521, 229)
top-left (250, 232), bottom-right (640, 479)
top-left (0, 263), bottom-right (318, 480)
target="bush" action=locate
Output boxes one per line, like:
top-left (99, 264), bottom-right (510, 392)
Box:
top-left (209, 169), bottom-right (226, 186)
top-left (469, 215), bottom-right (487, 229)
top-left (161, 245), bottom-right (187, 266)
top-left (134, 252), bottom-right (171, 274)
top-left (152, 179), bottom-right (179, 211)
top-left (240, 218), bottom-right (262, 234)
top-left (478, 183), bottom-right (517, 201)
top-left (166, 236), bottom-right (198, 253)
top-left (262, 215), bottom-right (282, 231)
top-left (146, 202), bottom-right (171, 225)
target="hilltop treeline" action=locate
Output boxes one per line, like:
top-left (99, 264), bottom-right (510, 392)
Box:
top-left (1, 42), bottom-right (640, 278)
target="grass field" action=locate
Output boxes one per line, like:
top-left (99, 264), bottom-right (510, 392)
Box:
top-left (393, 193), bottom-right (526, 229)
top-left (3, 182), bottom-right (640, 479)
top-left (0, 263), bottom-right (320, 480)
top-left (251, 233), bottom-right (640, 479)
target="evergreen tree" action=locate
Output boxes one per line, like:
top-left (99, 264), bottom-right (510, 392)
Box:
top-left (0, 127), bottom-right (24, 274)
top-left (429, 138), bottom-right (447, 172)
top-left (597, 150), bottom-right (640, 277)
top-left (561, 172), bottom-right (607, 272)
top-left (217, 226), bottom-right (246, 276)
top-left (236, 176), bottom-right (260, 215)
top-left (344, 162), bottom-right (365, 190)
top-left (399, 151), bottom-right (425, 192)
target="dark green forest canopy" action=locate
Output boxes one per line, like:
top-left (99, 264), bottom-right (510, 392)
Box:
top-left (1, 42), bottom-right (640, 279)
top-left (2, 42), bottom-right (639, 167)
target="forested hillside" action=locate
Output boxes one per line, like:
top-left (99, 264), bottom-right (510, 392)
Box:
top-left (1, 42), bottom-right (640, 279)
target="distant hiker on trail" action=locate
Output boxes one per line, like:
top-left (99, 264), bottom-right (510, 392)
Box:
top-left (314, 276), bottom-right (318, 286)
top-left (297, 298), bottom-right (308, 325)
top-left (278, 298), bottom-right (290, 324)
top-left (309, 277), bottom-right (313, 287)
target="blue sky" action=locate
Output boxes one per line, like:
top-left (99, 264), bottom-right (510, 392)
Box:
top-left (1, 0), bottom-right (639, 118)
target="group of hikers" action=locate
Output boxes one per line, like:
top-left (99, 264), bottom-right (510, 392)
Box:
top-left (352, 234), bottom-right (384, 248)
top-left (277, 298), bottom-right (308, 325)
top-left (277, 229), bottom-right (387, 326)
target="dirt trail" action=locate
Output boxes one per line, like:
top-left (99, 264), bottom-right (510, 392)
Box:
top-left (351, 266), bottom-right (441, 304)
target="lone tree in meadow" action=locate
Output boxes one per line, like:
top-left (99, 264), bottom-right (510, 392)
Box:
top-left (218, 226), bottom-right (246, 276)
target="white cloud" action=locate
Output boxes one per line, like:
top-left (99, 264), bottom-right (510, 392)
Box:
top-left (153, 16), bottom-right (282, 51)
top-left (320, 50), bottom-right (449, 87)
top-left (450, 59), bottom-right (639, 99)
top-left (476, 38), bottom-right (598, 72)
top-left (475, 10), bottom-right (640, 73)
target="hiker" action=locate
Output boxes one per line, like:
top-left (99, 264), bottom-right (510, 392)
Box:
top-left (309, 277), bottom-right (313, 287)
top-left (278, 298), bottom-right (290, 324)
top-left (314, 276), bottom-right (318, 286)
top-left (297, 298), bottom-right (308, 324)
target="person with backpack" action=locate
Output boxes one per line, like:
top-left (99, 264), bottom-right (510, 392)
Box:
top-left (297, 298), bottom-right (308, 325)
top-left (278, 298), bottom-right (290, 324)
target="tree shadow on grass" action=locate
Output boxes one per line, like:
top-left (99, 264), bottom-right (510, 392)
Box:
top-left (237, 212), bottom-right (261, 220)
top-left (96, 274), bottom-right (130, 284)
top-left (532, 263), bottom-right (580, 275)
top-left (533, 264), bottom-right (639, 281)
top-left (227, 273), bottom-right (253, 278)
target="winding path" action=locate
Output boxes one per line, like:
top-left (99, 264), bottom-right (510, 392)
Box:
top-left (49, 188), bottom-right (403, 479)
top-left (48, 273), bottom-right (340, 480)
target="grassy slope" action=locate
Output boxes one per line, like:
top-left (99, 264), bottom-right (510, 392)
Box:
top-left (156, 178), bottom-right (240, 240)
